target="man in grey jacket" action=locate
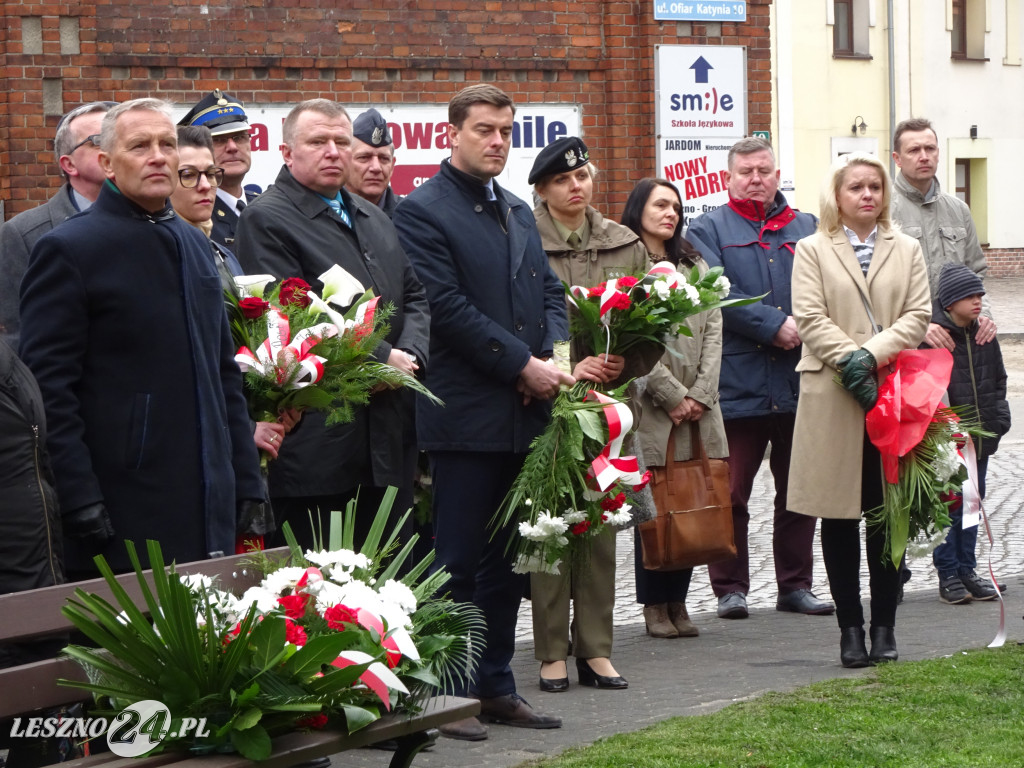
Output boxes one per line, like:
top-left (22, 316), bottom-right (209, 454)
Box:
top-left (0, 101), bottom-right (113, 347)
top-left (891, 117), bottom-right (996, 350)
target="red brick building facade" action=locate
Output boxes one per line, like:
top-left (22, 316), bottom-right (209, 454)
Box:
top-left (1, 0), bottom-right (774, 221)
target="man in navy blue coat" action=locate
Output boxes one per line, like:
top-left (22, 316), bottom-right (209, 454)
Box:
top-left (19, 98), bottom-right (264, 578)
top-left (394, 84), bottom-right (572, 741)
top-left (686, 137), bottom-right (832, 621)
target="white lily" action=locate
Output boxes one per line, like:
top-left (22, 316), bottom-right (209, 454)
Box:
top-left (234, 274), bottom-right (276, 298)
top-left (318, 264), bottom-right (365, 308)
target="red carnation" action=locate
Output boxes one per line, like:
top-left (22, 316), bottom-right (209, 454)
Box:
top-left (296, 713), bottom-right (328, 730)
top-left (618, 276), bottom-right (639, 289)
top-left (238, 297), bottom-right (270, 319)
top-left (284, 618), bottom-right (308, 646)
top-left (324, 603), bottom-right (360, 631)
top-left (279, 277), bottom-right (312, 308)
top-left (600, 492), bottom-right (626, 512)
top-left (606, 291), bottom-right (632, 311)
top-left (632, 470), bottom-right (653, 491)
top-left (277, 593), bottom-right (311, 620)
top-left (570, 521), bottom-right (591, 536)
top-left (588, 282), bottom-right (607, 298)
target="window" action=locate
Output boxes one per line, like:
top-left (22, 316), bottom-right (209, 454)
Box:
top-left (950, 0), bottom-right (987, 60)
top-left (955, 159), bottom-right (971, 207)
top-left (952, 0), bottom-right (967, 56)
top-left (834, 1), bottom-right (853, 55)
top-left (831, 0), bottom-right (870, 58)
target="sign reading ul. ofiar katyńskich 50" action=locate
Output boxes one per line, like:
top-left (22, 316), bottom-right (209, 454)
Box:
top-left (655, 45), bottom-right (747, 225)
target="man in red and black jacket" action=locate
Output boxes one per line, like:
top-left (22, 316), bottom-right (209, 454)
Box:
top-left (686, 137), bottom-right (833, 622)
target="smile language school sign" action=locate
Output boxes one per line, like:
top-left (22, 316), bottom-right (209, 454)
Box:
top-left (655, 45), bottom-right (747, 222)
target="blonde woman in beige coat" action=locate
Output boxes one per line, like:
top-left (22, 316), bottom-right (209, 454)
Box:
top-left (790, 152), bottom-right (931, 668)
top-left (623, 178), bottom-right (729, 639)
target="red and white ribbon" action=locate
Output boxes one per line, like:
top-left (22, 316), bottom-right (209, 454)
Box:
top-left (329, 649), bottom-right (408, 709)
top-left (234, 310), bottom-right (338, 390)
top-left (584, 390), bottom-right (643, 491)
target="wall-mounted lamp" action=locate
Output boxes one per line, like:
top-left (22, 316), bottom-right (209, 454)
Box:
top-left (970, 125), bottom-right (978, 140)
top-left (851, 116), bottom-right (868, 135)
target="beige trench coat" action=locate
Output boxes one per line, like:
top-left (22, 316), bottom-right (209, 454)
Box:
top-left (789, 229), bottom-right (931, 520)
top-left (637, 259), bottom-right (728, 466)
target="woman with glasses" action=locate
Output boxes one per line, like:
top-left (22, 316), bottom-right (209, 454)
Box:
top-left (171, 126), bottom-right (297, 541)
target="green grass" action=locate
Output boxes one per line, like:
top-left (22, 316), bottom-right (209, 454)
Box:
top-left (524, 645), bottom-right (1024, 768)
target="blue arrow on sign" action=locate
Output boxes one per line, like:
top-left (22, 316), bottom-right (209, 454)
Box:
top-left (690, 56), bottom-right (713, 83)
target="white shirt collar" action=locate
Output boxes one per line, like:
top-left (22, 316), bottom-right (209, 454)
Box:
top-left (217, 187), bottom-right (244, 211)
top-left (843, 225), bottom-right (877, 246)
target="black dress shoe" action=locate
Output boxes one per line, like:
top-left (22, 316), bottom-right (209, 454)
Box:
top-left (777, 589), bottom-right (836, 615)
top-left (869, 626), bottom-right (898, 663)
top-left (839, 626), bottom-right (871, 668)
top-left (576, 658), bottom-right (628, 689)
top-left (539, 664), bottom-right (569, 692)
top-left (477, 693), bottom-right (562, 729)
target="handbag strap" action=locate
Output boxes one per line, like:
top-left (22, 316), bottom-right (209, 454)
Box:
top-left (664, 424), bottom-right (715, 493)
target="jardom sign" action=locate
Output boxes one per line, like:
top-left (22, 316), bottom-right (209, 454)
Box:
top-left (655, 45), bottom-right (747, 223)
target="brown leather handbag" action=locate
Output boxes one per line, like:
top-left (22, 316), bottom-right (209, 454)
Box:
top-left (638, 425), bottom-right (737, 571)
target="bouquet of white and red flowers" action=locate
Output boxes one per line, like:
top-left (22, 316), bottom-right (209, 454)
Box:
top-left (863, 349), bottom-right (992, 566)
top-left (494, 263), bottom-right (757, 574)
top-left (59, 498), bottom-right (482, 760)
top-left (226, 265), bottom-right (438, 428)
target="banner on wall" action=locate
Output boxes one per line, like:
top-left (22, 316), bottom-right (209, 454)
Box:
top-left (174, 104), bottom-right (581, 205)
top-left (654, 45), bottom-right (747, 218)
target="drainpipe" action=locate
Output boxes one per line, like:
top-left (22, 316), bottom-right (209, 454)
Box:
top-left (887, 0), bottom-right (896, 177)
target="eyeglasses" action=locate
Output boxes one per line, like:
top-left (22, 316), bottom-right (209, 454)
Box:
top-left (68, 134), bottom-right (101, 154)
top-left (177, 167), bottom-right (225, 188)
top-left (211, 131), bottom-right (252, 145)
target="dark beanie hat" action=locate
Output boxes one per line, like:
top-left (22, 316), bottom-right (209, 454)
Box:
top-left (528, 136), bottom-right (590, 185)
top-left (937, 262), bottom-right (985, 309)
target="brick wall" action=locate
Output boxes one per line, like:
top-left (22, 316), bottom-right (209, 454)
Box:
top-left (0, 0), bottom-right (773, 220)
top-left (985, 248), bottom-right (1024, 279)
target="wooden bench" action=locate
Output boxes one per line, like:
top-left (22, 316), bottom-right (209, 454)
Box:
top-left (0, 549), bottom-right (478, 768)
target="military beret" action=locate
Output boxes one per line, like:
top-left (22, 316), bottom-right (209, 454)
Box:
top-left (178, 89), bottom-right (249, 136)
top-left (528, 136), bottom-right (591, 185)
top-left (352, 108), bottom-right (393, 147)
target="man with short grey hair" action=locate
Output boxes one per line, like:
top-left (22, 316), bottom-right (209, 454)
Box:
top-left (686, 136), bottom-right (833, 621)
top-left (347, 108), bottom-right (400, 218)
top-left (0, 101), bottom-right (113, 346)
top-left (19, 97), bottom-right (264, 579)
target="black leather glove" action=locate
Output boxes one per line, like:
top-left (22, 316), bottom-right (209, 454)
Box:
top-left (64, 503), bottom-right (115, 548)
top-left (837, 348), bottom-right (878, 411)
top-left (238, 499), bottom-right (275, 536)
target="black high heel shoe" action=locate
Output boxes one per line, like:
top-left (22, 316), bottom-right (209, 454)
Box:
top-left (576, 658), bottom-right (628, 689)
top-left (538, 662), bottom-right (569, 692)
top-left (869, 626), bottom-right (898, 663)
top-left (839, 627), bottom-right (871, 668)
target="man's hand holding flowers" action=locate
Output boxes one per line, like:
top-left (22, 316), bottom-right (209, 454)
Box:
top-left (518, 356), bottom-right (576, 405)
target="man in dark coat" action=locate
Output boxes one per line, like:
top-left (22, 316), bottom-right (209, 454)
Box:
top-left (393, 84), bottom-right (571, 741)
top-left (234, 99), bottom-right (429, 551)
top-left (347, 108), bottom-right (401, 219)
top-left (686, 137), bottom-right (833, 621)
top-left (179, 89), bottom-right (261, 248)
top-left (18, 98), bottom-right (265, 578)
top-left (0, 101), bottom-right (113, 348)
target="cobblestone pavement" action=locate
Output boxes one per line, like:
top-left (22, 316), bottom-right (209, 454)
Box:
top-left (341, 279), bottom-right (1024, 768)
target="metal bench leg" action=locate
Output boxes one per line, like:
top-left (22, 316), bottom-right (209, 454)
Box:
top-left (387, 729), bottom-right (438, 768)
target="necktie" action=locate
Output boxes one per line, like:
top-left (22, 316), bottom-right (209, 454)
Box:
top-left (326, 198), bottom-right (352, 228)
top-left (567, 232), bottom-right (582, 250)
top-left (236, 199), bottom-right (246, 213)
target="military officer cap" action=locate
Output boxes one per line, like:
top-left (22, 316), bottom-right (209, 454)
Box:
top-left (352, 108), bottom-right (393, 147)
top-left (528, 136), bottom-right (591, 185)
top-left (178, 89), bottom-right (250, 136)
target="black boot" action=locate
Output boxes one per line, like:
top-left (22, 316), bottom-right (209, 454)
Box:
top-left (869, 626), bottom-right (898, 663)
top-left (839, 626), bottom-right (871, 668)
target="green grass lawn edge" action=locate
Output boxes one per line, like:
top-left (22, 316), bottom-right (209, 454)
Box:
top-left (520, 644), bottom-right (1024, 768)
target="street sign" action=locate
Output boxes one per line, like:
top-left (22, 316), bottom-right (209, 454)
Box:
top-left (752, 130), bottom-right (770, 140)
top-left (654, 1), bottom-right (746, 22)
